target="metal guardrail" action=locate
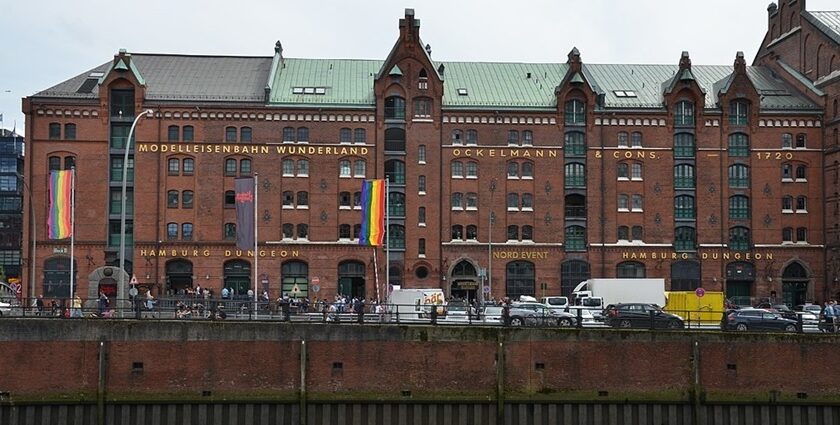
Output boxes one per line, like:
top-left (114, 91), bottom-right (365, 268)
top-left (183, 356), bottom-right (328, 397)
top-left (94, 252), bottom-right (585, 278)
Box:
top-left (0, 297), bottom-right (835, 334)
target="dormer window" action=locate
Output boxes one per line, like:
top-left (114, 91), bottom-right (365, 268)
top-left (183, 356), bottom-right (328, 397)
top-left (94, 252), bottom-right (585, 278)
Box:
top-left (418, 69), bottom-right (428, 90)
top-left (729, 100), bottom-right (749, 126)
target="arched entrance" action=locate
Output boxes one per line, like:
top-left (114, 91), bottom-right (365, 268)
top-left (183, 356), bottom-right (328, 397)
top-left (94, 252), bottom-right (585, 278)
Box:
top-left (671, 261), bottom-right (701, 291)
top-left (506, 261), bottom-right (535, 301)
top-left (224, 260), bottom-right (250, 298)
top-left (450, 260), bottom-right (478, 302)
top-left (166, 259), bottom-right (194, 295)
top-left (281, 261), bottom-right (309, 299)
top-left (561, 260), bottom-right (590, 296)
top-left (43, 256), bottom-right (77, 298)
top-left (726, 261), bottom-right (755, 306)
top-left (338, 261), bottom-right (366, 299)
top-left (782, 262), bottom-right (809, 307)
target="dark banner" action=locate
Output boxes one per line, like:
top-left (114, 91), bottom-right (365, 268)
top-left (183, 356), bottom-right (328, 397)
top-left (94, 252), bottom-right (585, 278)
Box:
top-left (235, 177), bottom-right (255, 251)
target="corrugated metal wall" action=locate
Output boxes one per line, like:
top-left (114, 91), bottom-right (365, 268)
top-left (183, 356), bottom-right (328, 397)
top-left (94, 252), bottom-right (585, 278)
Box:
top-left (2, 402), bottom-right (839, 425)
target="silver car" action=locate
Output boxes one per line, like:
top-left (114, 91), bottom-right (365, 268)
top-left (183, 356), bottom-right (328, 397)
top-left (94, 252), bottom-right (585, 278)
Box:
top-left (506, 302), bottom-right (577, 327)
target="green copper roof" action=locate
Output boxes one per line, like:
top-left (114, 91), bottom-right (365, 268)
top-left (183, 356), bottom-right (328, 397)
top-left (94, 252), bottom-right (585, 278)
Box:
top-left (439, 62), bottom-right (569, 109)
top-left (268, 58), bottom-right (382, 107)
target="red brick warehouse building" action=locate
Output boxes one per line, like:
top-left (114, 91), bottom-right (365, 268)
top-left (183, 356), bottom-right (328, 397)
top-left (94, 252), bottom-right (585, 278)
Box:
top-left (20, 2), bottom-right (840, 306)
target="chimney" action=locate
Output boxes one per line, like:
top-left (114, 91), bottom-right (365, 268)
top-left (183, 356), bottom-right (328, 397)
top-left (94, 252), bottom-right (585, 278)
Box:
top-left (399, 9), bottom-right (420, 42)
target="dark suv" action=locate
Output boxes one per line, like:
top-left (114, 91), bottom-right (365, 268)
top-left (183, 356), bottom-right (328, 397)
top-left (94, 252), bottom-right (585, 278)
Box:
top-left (604, 303), bottom-right (684, 329)
top-left (722, 308), bottom-right (798, 332)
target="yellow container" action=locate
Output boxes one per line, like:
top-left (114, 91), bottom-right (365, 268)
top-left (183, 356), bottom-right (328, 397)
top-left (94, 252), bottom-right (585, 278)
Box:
top-left (664, 291), bottom-right (725, 324)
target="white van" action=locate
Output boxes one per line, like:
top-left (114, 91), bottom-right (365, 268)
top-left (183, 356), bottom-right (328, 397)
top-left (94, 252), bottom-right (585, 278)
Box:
top-left (540, 296), bottom-right (569, 312)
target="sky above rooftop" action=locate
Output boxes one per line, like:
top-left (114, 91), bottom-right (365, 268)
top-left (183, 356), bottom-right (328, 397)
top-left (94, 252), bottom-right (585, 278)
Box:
top-left (1, 0), bottom-right (836, 136)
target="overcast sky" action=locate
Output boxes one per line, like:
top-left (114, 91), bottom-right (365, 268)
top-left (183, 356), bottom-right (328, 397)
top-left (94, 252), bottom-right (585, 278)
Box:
top-left (1, 0), bottom-right (836, 135)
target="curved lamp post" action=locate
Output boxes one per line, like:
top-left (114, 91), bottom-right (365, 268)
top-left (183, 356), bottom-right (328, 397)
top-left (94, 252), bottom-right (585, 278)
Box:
top-left (118, 109), bottom-right (153, 316)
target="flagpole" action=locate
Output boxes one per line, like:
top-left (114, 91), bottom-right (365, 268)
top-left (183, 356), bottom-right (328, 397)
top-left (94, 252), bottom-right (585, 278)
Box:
top-left (253, 173), bottom-right (259, 319)
top-left (385, 179), bottom-right (390, 294)
top-left (69, 168), bottom-right (76, 303)
top-left (373, 249), bottom-right (379, 304)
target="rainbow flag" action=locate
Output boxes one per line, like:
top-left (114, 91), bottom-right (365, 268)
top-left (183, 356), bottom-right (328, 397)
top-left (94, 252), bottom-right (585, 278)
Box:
top-left (48, 170), bottom-right (73, 239)
top-left (359, 179), bottom-right (385, 246)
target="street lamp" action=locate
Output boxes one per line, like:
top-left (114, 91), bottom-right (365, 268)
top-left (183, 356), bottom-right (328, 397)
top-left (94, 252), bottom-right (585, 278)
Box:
top-left (118, 109), bottom-right (153, 315)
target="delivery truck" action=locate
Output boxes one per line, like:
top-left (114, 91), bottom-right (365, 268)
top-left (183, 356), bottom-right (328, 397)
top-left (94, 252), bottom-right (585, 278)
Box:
top-left (571, 278), bottom-right (666, 312)
top-left (387, 288), bottom-right (446, 321)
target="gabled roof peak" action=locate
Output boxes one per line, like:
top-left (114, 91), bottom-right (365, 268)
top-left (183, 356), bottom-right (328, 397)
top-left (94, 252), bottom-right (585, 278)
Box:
top-left (679, 51), bottom-right (691, 70)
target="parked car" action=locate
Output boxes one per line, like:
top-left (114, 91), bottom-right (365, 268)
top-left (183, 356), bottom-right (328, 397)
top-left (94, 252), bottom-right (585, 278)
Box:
top-left (506, 302), bottom-right (577, 327)
top-left (0, 301), bottom-right (10, 316)
top-left (721, 308), bottom-right (798, 332)
top-left (443, 301), bottom-right (478, 322)
top-left (565, 305), bottom-right (597, 324)
top-left (792, 304), bottom-right (820, 325)
top-left (482, 306), bottom-right (504, 325)
top-left (754, 303), bottom-right (798, 320)
top-left (604, 303), bottom-right (684, 329)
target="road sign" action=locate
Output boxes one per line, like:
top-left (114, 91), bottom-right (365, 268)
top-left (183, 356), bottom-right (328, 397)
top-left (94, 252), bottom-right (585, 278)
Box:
top-left (311, 284), bottom-right (320, 293)
top-left (483, 286), bottom-right (491, 294)
top-left (128, 287), bottom-right (138, 298)
top-left (311, 277), bottom-right (320, 285)
top-left (129, 274), bottom-right (138, 285)
top-left (695, 287), bottom-right (706, 298)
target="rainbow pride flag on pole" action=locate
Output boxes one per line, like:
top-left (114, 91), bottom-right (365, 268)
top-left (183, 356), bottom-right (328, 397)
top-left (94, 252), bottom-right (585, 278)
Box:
top-left (359, 179), bottom-right (385, 246)
top-left (48, 170), bottom-right (73, 239)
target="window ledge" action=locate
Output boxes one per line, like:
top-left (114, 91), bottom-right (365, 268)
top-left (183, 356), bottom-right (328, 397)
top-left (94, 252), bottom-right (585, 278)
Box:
top-left (782, 209), bottom-right (793, 213)
top-left (297, 206), bottom-right (309, 210)
top-left (418, 161), bottom-right (426, 165)
top-left (782, 178), bottom-right (793, 182)
top-left (617, 177), bottom-right (629, 181)
top-left (507, 176), bottom-right (519, 180)
top-left (521, 207), bottom-right (534, 212)
top-left (466, 176), bottom-right (478, 180)
top-left (282, 205), bottom-right (294, 209)
top-left (353, 206), bottom-right (361, 210)
top-left (795, 209), bottom-right (808, 214)
top-left (418, 223), bottom-right (426, 227)
top-left (452, 176), bottom-right (464, 179)
top-left (282, 173), bottom-right (294, 177)
top-left (618, 208), bottom-right (630, 212)
top-left (631, 208), bottom-right (643, 213)
top-left (507, 207), bottom-right (519, 212)
top-left (418, 254), bottom-right (426, 258)
top-left (631, 178), bottom-right (643, 182)
top-left (298, 174), bottom-right (309, 178)
top-left (466, 207), bottom-right (478, 211)
top-left (419, 191), bottom-right (426, 196)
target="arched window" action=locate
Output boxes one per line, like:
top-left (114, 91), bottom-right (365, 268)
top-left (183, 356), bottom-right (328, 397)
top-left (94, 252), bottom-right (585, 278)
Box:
top-left (561, 260), bottom-right (590, 296)
top-left (388, 224), bottom-right (405, 249)
top-left (225, 159), bottom-right (236, 176)
top-left (389, 192), bottom-right (405, 217)
top-left (466, 225), bottom-right (478, 240)
top-left (507, 225), bottom-right (519, 241)
top-left (283, 127), bottom-right (295, 142)
top-left (168, 158), bottom-right (180, 176)
top-left (630, 132), bottom-right (642, 147)
top-left (506, 261), bottom-right (535, 300)
top-left (675, 101), bottom-right (695, 126)
top-left (674, 164), bottom-right (695, 189)
top-left (385, 159), bottom-right (405, 184)
top-left (62, 123), bottom-right (76, 140)
top-left (522, 130), bottom-right (533, 146)
top-left (225, 126), bottom-right (237, 142)
top-left (385, 96), bottom-right (406, 120)
top-left (565, 225), bottom-right (586, 251)
top-left (671, 261), bottom-right (700, 290)
top-left (728, 133), bottom-right (749, 156)
top-left (296, 127), bottom-right (309, 143)
top-left (166, 223), bottom-right (178, 240)
top-left (182, 158), bottom-right (194, 175)
top-left (451, 130), bottom-right (463, 145)
top-left (675, 195), bottom-right (695, 219)
top-left (795, 165), bottom-right (806, 181)
top-left (674, 133), bottom-right (695, 158)
top-left (296, 224), bottom-right (308, 239)
top-left (296, 191), bottom-right (309, 207)
top-left (224, 190), bottom-right (235, 208)
top-left (729, 195), bottom-right (750, 219)
top-left (182, 190), bottom-right (194, 209)
top-left (507, 162), bottom-right (519, 179)
top-left (617, 194), bottom-right (629, 210)
top-left (339, 159), bottom-right (351, 177)
top-left (182, 223), bottom-right (193, 240)
top-left (466, 129), bottom-right (478, 145)
top-left (452, 225), bottom-right (464, 240)
top-left (729, 100), bottom-right (749, 125)
top-left (729, 226), bottom-right (750, 251)
top-left (565, 99), bottom-right (585, 125)
top-left (616, 261), bottom-right (645, 278)
top-left (282, 261), bottom-right (309, 299)
top-left (674, 226), bottom-right (696, 251)
top-left (413, 97), bottom-right (432, 118)
top-left (565, 163), bottom-right (586, 188)
top-left (521, 225), bottom-right (533, 241)
top-left (340, 128), bottom-right (352, 144)
top-left (168, 125), bottom-right (180, 142)
top-left (224, 223), bottom-right (236, 240)
top-left (466, 161), bottom-right (478, 178)
top-left (450, 192), bottom-right (463, 209)
top-left (466, 192), bottom-right (479, 209)
top-left (354, 159), bottom-right (366, 177)
top-left (354, 128), bottom-right (366, 144)
top-left (782, 133), bottom-right (793, 148)
top-left (339, 224), bottom-right (351, 239)
top-left (521, 162), bottom-right (533, 178)
top-left (506, 193), bottom-right (519, 210)
top-left (617, 132), bottom-right (628, 147)
top-left (49, 123), bottom-right (61, 139)
top-left (167, 190), bottom-right (179, 208)
top-left (782, 227), bottom-right (793, 242)
top-left (451, 161), bottom-right (464, 178)
top-left (298, 159), bottom-right (309, 176)
top-left (183, 126), bottom-right (194, 142)
top-left (617, 226), bottom-right (629, 241)
top-left (239, 159), bottom-right (251, 175)
top-left (565, 131), bottom-right (586, 157)
top-left (728, 164), bottom-right (749, 188)
top-left (240, 127), bottom-right (252, 142)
